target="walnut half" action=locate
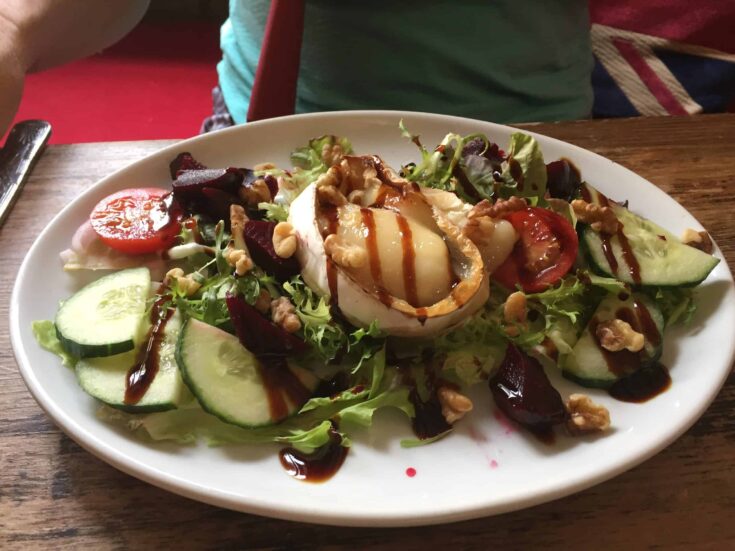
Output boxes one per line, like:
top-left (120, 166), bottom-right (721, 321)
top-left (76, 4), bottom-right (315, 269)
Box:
top-left (467, 196), bottom-right (527, 220)
top-left (270, 297), bottom-right (301, 333)
top-left (323, 234), bottom-right (367, 268)
top-left (565, 394), bottom-right (610, 435)
top-left (595, 319), bottom-right (644, 352)
top-left (272, 221), bottom-right (298, 258)
top-left (571, 199), bottom-right (619, 234)
top-left (437, 386), bottom-right (473, 425)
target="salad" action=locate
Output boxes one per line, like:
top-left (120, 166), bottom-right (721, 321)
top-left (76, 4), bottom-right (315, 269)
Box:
top-left (33, 123), bottom-right (720, 482)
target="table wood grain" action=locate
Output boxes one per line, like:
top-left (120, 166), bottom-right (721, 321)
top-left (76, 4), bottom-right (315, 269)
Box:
top-left (1, 115), bottom-right (734, 550)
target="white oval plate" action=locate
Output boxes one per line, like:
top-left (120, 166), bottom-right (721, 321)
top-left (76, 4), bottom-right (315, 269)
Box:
top-left (10, 111), bottom-right (735, 527)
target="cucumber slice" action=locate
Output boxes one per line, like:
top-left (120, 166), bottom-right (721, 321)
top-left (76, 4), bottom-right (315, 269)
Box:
top-left (176, 319), bottom-right (318, 428)
top-left (76, 311), bottom-right (189, 412)
top-left (562, 293), bottom-right (664, 389)
top-left (580, 183), bottom-right (719, 286)
top-left (55, 267), bottom-right (151, 358)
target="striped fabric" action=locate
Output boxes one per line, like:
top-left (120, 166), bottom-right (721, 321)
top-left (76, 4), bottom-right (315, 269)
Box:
top-left (590, 1), bottom-right (735, 117)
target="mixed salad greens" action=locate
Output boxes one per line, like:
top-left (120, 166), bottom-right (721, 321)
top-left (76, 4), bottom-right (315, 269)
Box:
top-left (33, 123), bottom-right (719, 477)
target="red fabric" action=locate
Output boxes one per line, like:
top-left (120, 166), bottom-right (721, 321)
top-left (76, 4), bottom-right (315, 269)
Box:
top-left (590, 0), bottom-right (735, 54)
top-left (246, 0), bottom-right (305, 122)
top-left (612, 38), bottom-right (689, 116)
top-left (5, 22), bottom-right (220, 145)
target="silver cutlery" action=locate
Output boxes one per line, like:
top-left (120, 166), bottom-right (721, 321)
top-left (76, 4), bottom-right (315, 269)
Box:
top-left (0, 120), bottom-right (52, 227)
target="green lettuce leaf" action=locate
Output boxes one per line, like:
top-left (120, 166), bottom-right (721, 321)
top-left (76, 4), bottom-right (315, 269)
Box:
top-left (286, 135), bottom-right (353, 199)
top-left (646, 286), bottom-right (697, 327)
top-left (340, 386), bottom-right (414, 428)
top-left (32, 320), bottom-right (77, 368)
top-left (282, 276), bottom-right (347, 361)
top-left (499, 132), bottom-right (547, 200)
top-left (400, 430), bottom-right (452, 448)
top-left (257, 201), bottom-right (289, 222)
top-left (432, 308), bottom-right (507, 384)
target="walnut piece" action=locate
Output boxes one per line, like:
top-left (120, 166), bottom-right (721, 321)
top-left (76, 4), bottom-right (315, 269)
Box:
top-left (324, 234), bottom-right (367, 268)
top-left (347, 189), bottom-right (365, 204)
top-left (468, 196), bottom-right (527, 220)
top-left (230, 204), bottom-right (249, 250)
top-left (253, 162), bottom-right (276, 171)
top-left (565, 394), bottom-right (611, 435)
top-left (272, 221), bottom-right (298, 258)
top-left (254, 289), bottom-right (271, 314)
top-left (571, 199), bottom-right (619, 234)
top-left (270, 296), bottom-right (301, 333)
top-left (321, 141), bottom-right (345, 167)
top-left (503, 291), bottom-right (527, 324)
top-left (316, 180), bottom-right (348, 206)
top-left (681, 228), bottom-right (714, 254)
top-left (595, 319), bottom-right (644, 352)
top-left (502, 291), bottom-right (528, 337)
top-left (437, 386), bottom-right (473, 424)
top-left (462, 215), bottom-right (496, 247)
top-left (239, 178), bottom-right (272, 207)
top-left (164, 268), bottom-right (201, 297)
top-left (224, 248), bottom-right (254, 276)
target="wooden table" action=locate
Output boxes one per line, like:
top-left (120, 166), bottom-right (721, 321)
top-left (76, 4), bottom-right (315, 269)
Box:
top-left (2, 115), bottom-right (734, 549)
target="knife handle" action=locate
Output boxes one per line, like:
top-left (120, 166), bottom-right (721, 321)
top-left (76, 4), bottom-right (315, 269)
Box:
top-left (0, 120), bottom-right (52, 227)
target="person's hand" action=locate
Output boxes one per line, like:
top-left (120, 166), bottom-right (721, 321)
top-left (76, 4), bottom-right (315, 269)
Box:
top-left (0, 0), bottom-right (151, 137)
top-left (0, 19), bottom-right (25, 137)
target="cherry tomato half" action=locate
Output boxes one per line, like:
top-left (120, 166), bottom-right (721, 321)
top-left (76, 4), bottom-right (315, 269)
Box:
top-left (90, 188), bottom-right (182, 255)
top-left (492, 207), bottom-right (578, 293)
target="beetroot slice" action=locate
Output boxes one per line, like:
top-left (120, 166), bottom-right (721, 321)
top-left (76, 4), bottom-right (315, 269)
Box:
top-left (490, 344), bottom-right (568, 431)
top-left (243, 220), bottom-right (300, 282)
top-left (199, 187), bottom-right (240, 222)
top-left (173, 168), bottom-right (244, 199)
top-left (169, 152), bottom-right (206, 179)
top-left (225, 293), bottom-right (307, 357)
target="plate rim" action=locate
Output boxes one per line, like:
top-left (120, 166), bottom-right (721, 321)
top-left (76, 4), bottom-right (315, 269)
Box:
top-left (9, 109), bottom-right (735, 527)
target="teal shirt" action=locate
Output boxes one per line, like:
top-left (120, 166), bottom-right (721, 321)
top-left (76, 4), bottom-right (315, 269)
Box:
top-left (218, 1), bottom-right (592, 124)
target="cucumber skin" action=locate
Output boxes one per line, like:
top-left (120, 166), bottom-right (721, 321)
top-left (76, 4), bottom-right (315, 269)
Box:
top-left (103, 398), bottom-right (175, 414)
top-left (54, 267), bottom-right (150, 359)
top-left (56, 325), bottom-right (135, 359)
top-left (562, 371), bottom-right (615, 390)
top-left (577, 182), bottom-right (719, 287)
top-left (176, 318), bottom-right (319, 429)
top-left (561, 293), bottom-right (664, 388)
top-left (580, 227), bottom-right (715, 288)
top-left (174, 318), bottom-right (273, 429)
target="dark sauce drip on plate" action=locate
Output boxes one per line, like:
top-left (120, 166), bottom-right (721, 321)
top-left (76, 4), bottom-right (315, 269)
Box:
top-left (279, 422), bottom-right (348, 483)
top-left (589, 298), bottom-right (669, 401)
top-left (609, 363), bottom-right (671, 403)
top-left (409, 387), bottom-right (451, 440)
top-left (124, 294), bottom-right (173, 405)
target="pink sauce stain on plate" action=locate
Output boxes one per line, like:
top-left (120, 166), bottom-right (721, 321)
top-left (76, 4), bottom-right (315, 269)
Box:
top-left (489, 459), bottom-right (499, 469)
top-left (405, 467), bottom-right (417, 478)
top-left (493, 408), bottom-right (517, 436)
